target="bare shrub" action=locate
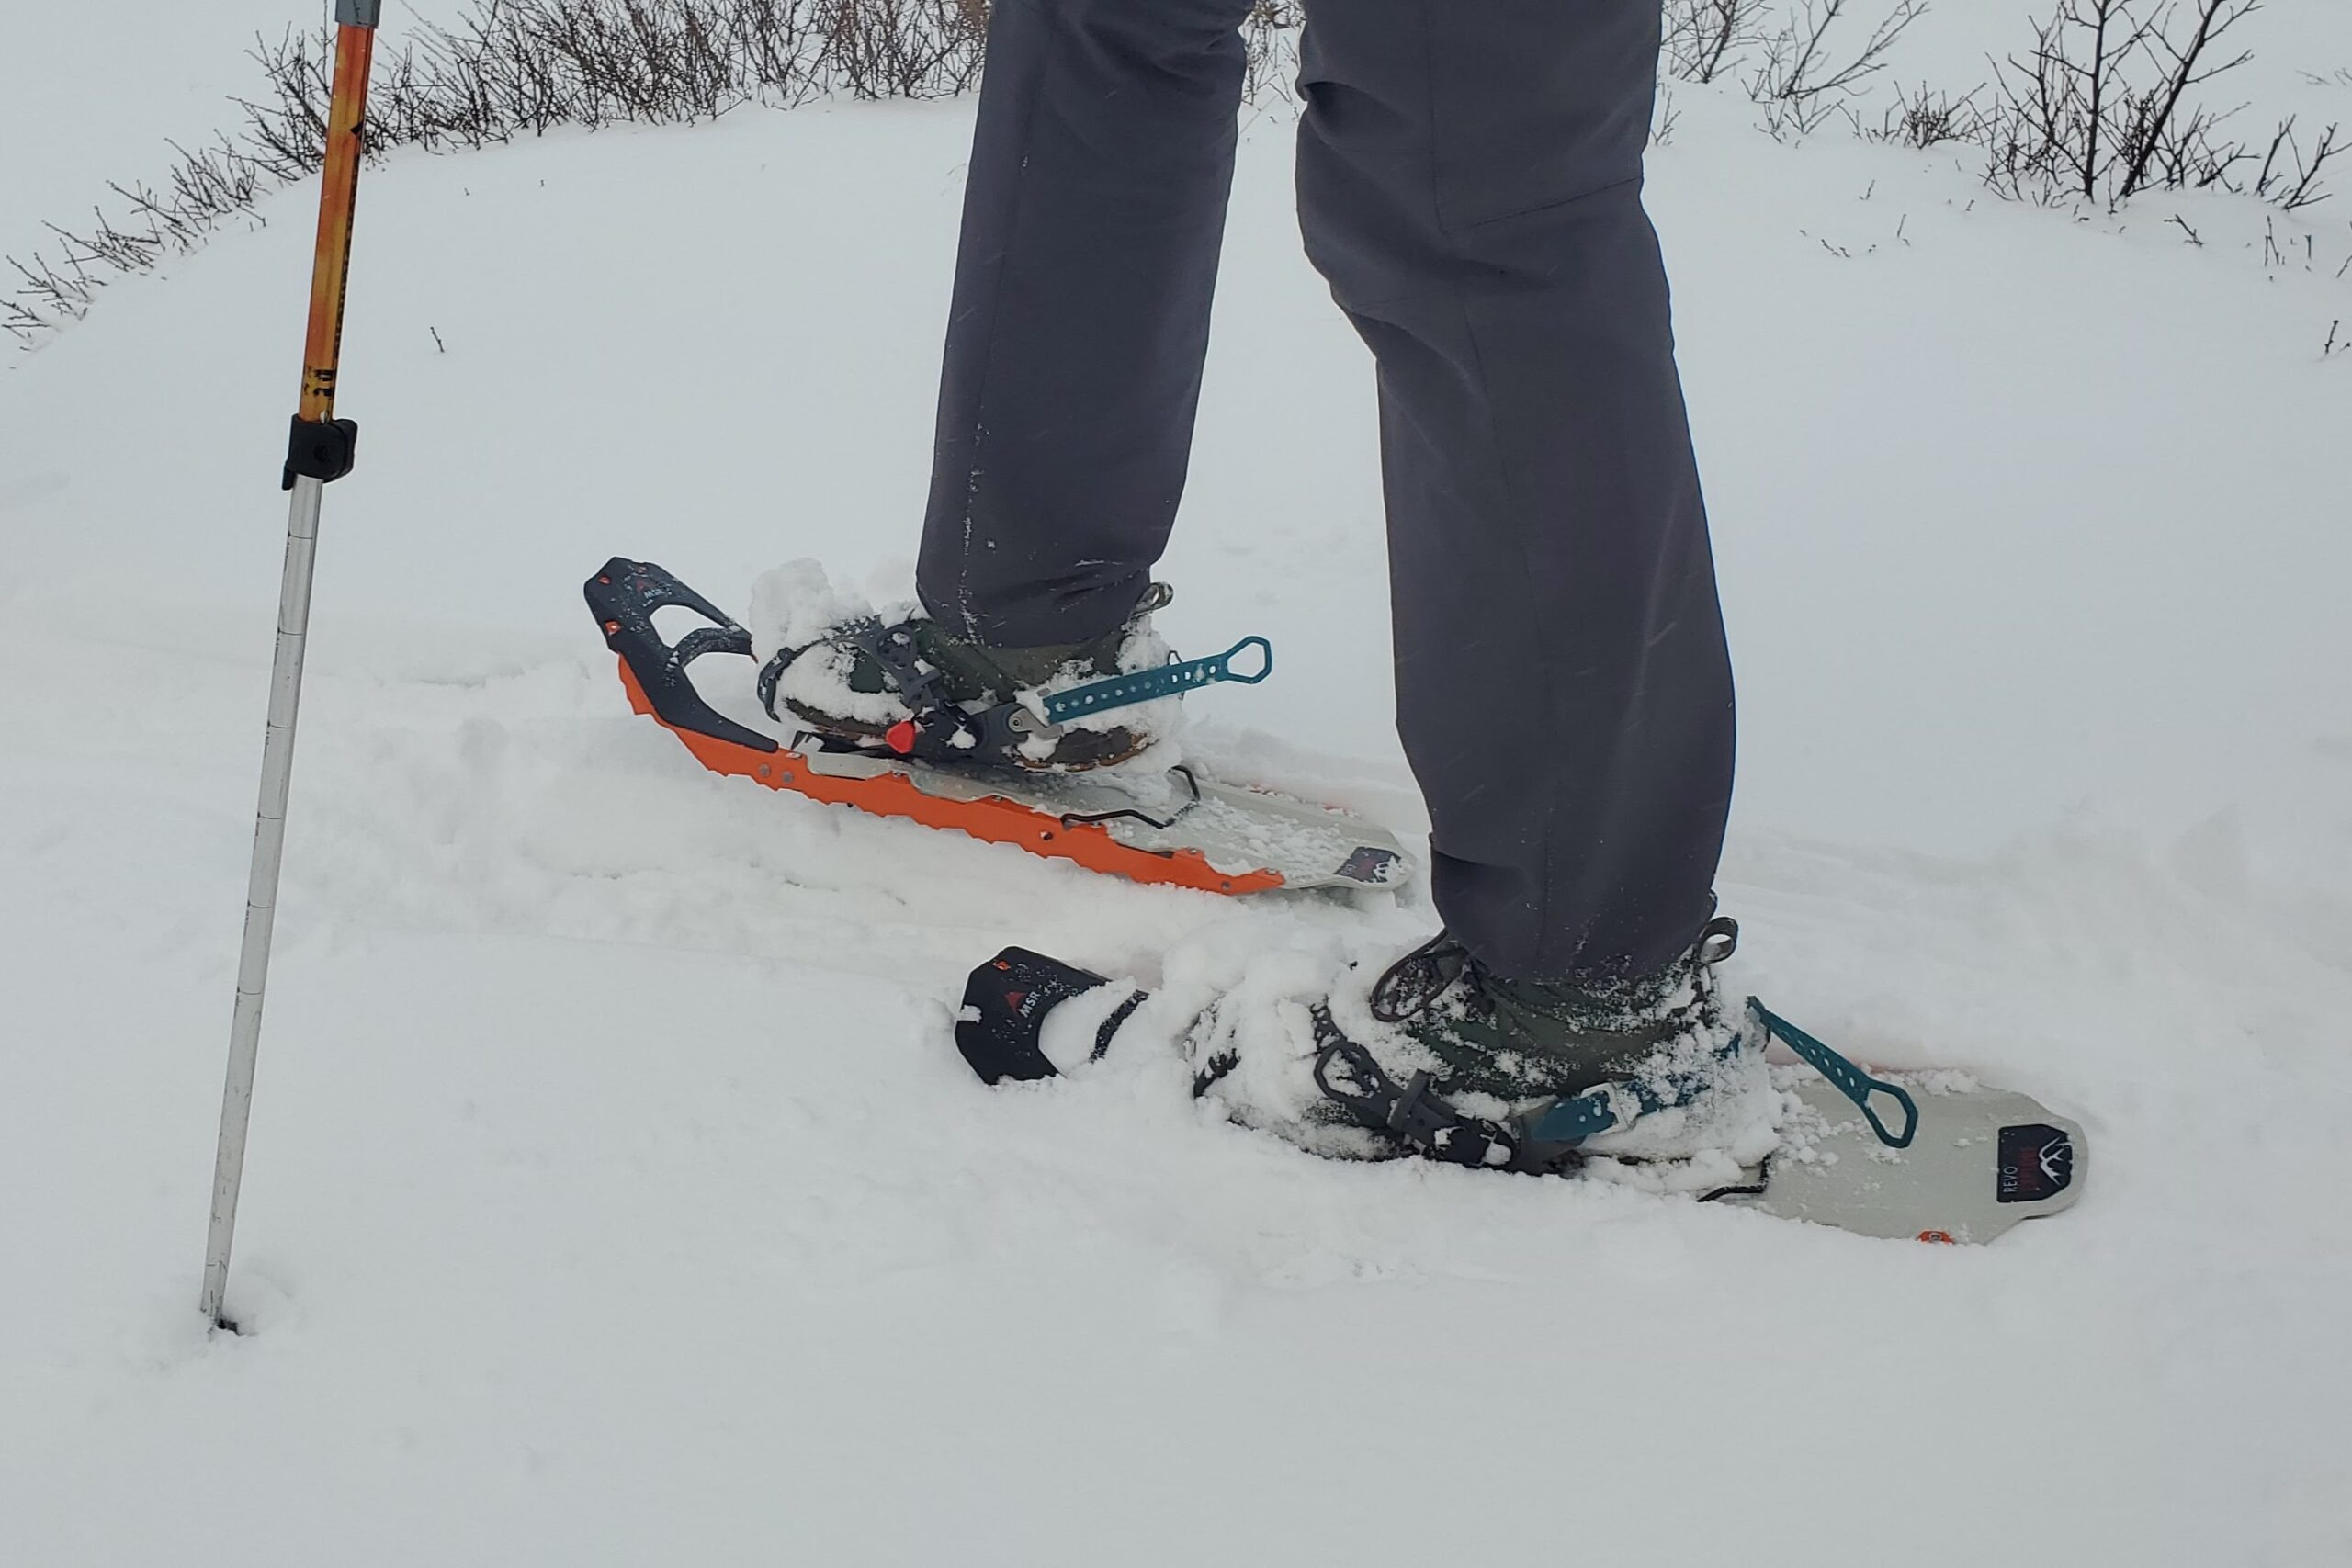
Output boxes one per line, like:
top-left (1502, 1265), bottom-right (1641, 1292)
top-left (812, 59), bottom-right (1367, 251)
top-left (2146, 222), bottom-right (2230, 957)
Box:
top-left (6, 243), bottom-right (107, 343)
top-left (2250, 117), bottom-right (2344, 211)
top-left (1980, 0), bottom-right (2341, 209)
top-left (1241, 2), bottom-right (1304, 106)
top-left (1869, 81), bottom-right (1985, 148)
top-left (1664, 0), bottom-right (1772, 85)
top-left (816, 0), bottom-right (986, 102)
top-left (1748, 0), bottom-right (1928, 138)
top-left (1665, 0), bottom-right (1928, 137)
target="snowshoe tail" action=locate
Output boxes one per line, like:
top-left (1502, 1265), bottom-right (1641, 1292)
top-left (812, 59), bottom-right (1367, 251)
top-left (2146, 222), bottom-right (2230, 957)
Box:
top-left (955, 947), bottom-right (1149, 1084)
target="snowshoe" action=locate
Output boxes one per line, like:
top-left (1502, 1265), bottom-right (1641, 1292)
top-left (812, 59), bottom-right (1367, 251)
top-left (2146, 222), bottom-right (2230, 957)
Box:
top-left (954, 945), bottom-right (2087, 1245)
top-left (583, 558), bottom-right (1412, 895)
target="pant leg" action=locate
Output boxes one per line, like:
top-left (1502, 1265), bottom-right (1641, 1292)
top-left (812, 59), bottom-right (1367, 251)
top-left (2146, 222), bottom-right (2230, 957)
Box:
top-left (1295, 0), bottom-right (1736, 982)
top-left (917, 0), bottom-right (1257, 649)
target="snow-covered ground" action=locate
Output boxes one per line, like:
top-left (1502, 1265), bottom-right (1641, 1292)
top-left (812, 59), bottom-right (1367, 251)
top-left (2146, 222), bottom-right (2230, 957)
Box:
top-left (5, 6), bottom-right (2351, 1563)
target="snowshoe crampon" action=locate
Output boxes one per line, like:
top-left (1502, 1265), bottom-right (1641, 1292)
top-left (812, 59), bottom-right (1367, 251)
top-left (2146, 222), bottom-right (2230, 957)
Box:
top-left (956, 948), bottom-right (2086, 1245)
top-left (584, 558), bottom-right (1412, 895)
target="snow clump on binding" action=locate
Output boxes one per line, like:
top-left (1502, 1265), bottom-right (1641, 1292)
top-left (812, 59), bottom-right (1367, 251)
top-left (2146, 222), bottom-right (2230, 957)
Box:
top-left (746, 560), bottom-right (912, 729)
top-left (743, 558), bottom-right (1183, 770)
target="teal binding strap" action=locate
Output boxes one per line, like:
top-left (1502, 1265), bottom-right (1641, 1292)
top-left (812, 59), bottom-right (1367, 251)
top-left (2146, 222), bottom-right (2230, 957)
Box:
top-left (1529, 1088), bottom-right (1628, 1145)
top-left (1041, 637), bottom-right (1272, 725)
top-left (1747, 999), bottom-right (1918, 1148)
top-left (1525, 1000), bottom-right (1919, 1152)
top-left (1527, 1026), bottom-right (1748, 1146)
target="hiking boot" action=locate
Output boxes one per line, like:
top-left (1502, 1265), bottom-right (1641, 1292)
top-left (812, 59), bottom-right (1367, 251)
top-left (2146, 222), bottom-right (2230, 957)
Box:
top-left (1365, 918), bottom-right (1746, 1103)
top-left (1179, 915), bottom-right (1764, 1173)
top-left (761, 583), bottom-right (1178, 771)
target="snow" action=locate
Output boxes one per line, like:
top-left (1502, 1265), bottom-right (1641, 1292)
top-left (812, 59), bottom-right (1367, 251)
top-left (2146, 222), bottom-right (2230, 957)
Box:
top-left (6, 7), bottom-right (2352, 1563)
top-left (745, 557), bottom-right (890, 655)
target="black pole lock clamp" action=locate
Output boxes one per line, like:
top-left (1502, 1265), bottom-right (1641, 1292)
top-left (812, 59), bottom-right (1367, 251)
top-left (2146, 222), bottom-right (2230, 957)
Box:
top-left (282, 415), bottom-right (360, 490)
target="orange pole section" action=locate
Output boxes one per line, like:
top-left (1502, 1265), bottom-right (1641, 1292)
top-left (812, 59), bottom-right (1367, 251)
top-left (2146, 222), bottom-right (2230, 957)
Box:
top-left (297, 21), bottom-right (378, 424)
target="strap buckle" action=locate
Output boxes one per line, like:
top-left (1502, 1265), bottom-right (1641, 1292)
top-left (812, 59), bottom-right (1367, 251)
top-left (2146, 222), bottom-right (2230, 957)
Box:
top-left (1309, 1010), bottom-right (1544, 1172)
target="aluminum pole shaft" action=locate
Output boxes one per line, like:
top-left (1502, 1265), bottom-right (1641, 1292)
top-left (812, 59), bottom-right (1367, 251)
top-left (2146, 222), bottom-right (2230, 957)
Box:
top-left (201, 475), bottom-right (325, 1326)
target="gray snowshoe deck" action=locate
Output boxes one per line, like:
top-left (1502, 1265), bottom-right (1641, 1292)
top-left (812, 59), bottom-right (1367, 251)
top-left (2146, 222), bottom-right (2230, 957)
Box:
top-left (1718, 1077), bottom-right (2085, 1242)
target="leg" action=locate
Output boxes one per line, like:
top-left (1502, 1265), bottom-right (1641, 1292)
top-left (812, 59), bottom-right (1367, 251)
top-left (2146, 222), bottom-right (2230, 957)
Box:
top-left (1296, 0), bottom-right (1736, 980)
top-left (919, 0), bottom-right (1257, 648)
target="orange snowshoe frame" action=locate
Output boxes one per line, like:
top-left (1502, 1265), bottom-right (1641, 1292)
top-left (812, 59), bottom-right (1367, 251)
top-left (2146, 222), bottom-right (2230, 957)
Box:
top-left (586, 558), bottom-right (1363, 895)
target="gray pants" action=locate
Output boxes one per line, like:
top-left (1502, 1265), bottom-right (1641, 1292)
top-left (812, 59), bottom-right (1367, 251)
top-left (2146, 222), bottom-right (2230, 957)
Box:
top-left (918, 0), bottom-right (1735, 983)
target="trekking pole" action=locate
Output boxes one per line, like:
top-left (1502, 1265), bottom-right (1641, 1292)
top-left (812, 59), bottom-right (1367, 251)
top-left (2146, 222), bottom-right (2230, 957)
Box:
top-left (201, 0), bottom-right (382, 1332)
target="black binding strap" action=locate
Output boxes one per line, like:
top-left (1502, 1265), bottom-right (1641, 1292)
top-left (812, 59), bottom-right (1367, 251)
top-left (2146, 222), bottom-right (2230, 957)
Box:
top-left (848, 620), bottom-right (1043, 766)
top-left (1307, 1008), bottom-right (1582, 1174)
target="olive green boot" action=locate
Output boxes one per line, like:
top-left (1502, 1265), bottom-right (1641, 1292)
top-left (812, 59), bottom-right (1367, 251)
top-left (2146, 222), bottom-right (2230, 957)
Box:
top-left (1366, 918), bottom-right (1744, 1102)
top-left (763, 584), bottom-right (1176, 771)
